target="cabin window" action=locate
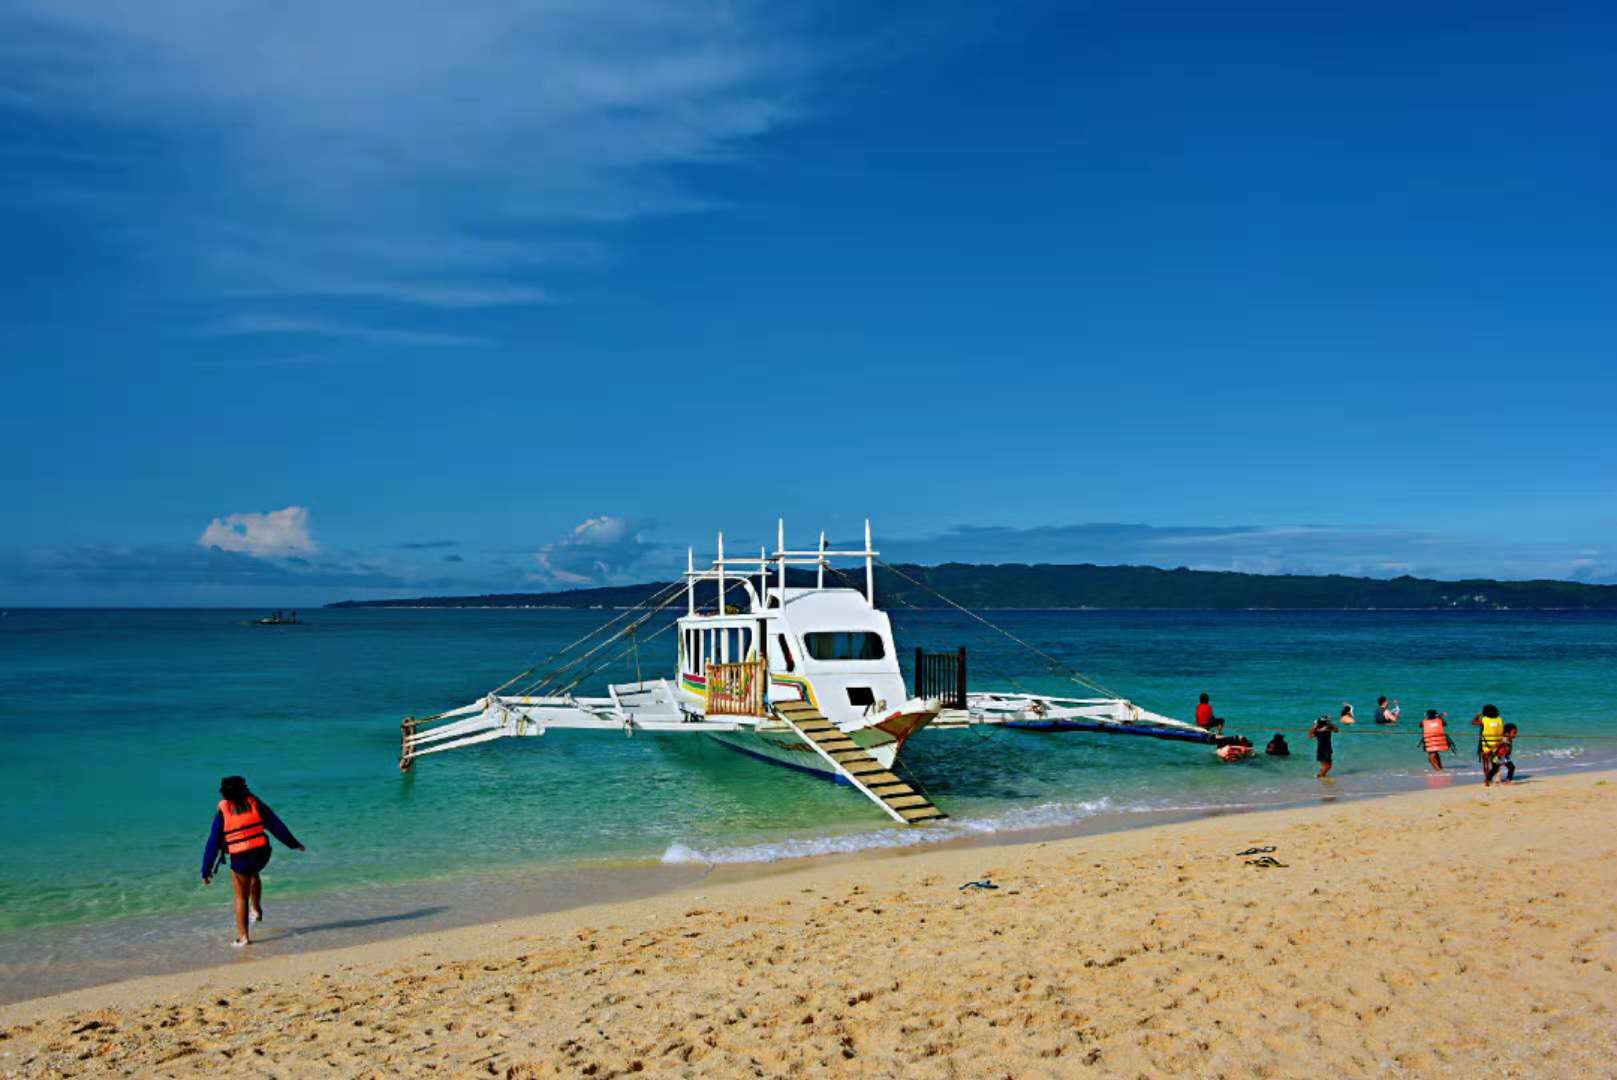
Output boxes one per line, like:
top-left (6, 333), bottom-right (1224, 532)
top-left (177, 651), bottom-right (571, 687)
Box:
top-left (803, 631), bottom-right (886, 661)
top-left (846, 686), bottom-right (876, 707)
top-left (772, 634), bottom-right (796, 672)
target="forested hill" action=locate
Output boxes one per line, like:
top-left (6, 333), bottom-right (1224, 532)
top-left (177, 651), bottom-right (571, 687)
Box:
top-left (327, 563), bottom-right (1617, 611)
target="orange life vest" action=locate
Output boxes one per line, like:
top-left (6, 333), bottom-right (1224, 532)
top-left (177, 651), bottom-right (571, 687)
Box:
top-left (1421, 717), bottom-right (1449, 753)
top-left (219, 797), bottom-right (269, 854)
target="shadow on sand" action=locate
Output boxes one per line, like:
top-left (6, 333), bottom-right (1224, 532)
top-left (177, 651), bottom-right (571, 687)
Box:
top-left (260, 906), bottom-right (451, 941)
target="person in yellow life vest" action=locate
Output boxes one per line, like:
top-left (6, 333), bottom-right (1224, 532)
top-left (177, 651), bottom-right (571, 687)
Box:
top-left (1420, 709), bottom-right (1454, 772)
top-left (201, 776), bottom-right (305, 947)
top-left (1471, 704), bottom-right (1507, 787)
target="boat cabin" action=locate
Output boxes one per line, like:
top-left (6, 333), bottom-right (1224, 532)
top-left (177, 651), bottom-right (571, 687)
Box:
top-left (675, 522), bottom-right (909, 729)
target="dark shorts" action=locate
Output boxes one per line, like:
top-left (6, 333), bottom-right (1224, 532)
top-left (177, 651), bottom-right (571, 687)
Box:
top-left (1316, 749), bottom-right (1332, 764)
top-left (229, 845), bottom-right (272, 876)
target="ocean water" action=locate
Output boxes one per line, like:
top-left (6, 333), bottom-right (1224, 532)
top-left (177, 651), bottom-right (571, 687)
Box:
top-left (2, 607), bottom-right (1614, 946)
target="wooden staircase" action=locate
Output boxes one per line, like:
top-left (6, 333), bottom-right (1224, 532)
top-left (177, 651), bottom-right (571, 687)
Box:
top-left (774, 700), bottom-right (947, 825)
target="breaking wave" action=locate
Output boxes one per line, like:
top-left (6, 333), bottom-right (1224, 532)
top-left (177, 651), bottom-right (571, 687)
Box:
top-left (661, 797), bottom-right (1141, 865)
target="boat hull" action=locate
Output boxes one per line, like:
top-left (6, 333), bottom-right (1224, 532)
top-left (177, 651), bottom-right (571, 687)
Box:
top-left (703, 728), bottom-right (851, 782)
top-left (702, 707), bottom-right (934, 782)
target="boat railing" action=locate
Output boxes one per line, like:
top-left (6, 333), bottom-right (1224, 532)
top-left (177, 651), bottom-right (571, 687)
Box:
top-left (705, 659), bottom-right (766, 716)
top-left (914, 646), bottom-right (968, 709)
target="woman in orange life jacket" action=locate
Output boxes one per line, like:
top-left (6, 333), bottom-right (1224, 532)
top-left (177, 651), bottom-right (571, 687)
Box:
top-left (201, 776), bottom-right (305, 947)
top-left (1420, 709), bottom-right (1454, 772)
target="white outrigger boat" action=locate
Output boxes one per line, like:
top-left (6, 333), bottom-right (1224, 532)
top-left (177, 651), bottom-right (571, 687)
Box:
top-left (399, 521), bottom-right (1214, 824)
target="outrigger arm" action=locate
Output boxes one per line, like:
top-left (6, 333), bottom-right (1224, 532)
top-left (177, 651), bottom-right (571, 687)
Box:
top-left (400, 681), bottom-right (743, 769)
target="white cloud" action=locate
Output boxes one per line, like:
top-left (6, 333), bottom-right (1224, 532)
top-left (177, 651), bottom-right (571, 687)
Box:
top-left (0, 1), bottom-right (816, 322)
top-left (532, 515), bottom-right (668, 586)
top-left (198, 506), bottom-right (317, 558)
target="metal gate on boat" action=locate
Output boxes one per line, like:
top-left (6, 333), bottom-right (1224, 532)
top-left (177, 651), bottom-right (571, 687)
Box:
top-left (913, 646), bottom-right (967, 710)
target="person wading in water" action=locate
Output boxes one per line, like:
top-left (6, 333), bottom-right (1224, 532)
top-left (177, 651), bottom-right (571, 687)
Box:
top-left (1310, 715), bottom-right (1339, 779)
top-left (1472, 705), bottom-right (1508, 787)
top-left (201, 776), bottom-right (305, 946)
top-left (1420, 709), bottom-right (1453, 771)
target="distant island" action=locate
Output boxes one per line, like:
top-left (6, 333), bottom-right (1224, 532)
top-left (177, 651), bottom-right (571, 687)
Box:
top-left (328, 562), bottom-right (1617, 611)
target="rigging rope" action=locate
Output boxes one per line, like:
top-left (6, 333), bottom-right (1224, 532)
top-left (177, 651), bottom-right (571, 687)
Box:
top-left (511, 580), bottom-right (688, 699)
top-left (552, 616), bottom-right (680, 698)
top-left (875, 559), bottom-right (1123, 700)
top-left (485, 576), bottom-right (688, 698)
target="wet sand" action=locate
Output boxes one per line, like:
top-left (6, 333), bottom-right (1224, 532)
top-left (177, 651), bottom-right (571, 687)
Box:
top-left (3, 772), bottom-right (1614, 1077)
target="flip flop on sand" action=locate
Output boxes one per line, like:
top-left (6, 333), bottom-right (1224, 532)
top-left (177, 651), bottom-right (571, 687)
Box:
top-left (1236, 846), bottom-right (1276, 856)
top-left (1244, 856), bottom-right (1288, 868)
top-left (959, 880), bottom-right (1000, 891)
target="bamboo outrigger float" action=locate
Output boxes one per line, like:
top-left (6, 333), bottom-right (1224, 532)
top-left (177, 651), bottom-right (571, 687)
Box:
top-left (399, 521), bottom-right (1213, 824)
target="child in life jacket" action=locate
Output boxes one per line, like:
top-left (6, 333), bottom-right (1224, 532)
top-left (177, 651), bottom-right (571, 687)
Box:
top-left (1490, 723), bottom-right (1519, 784)
top-left (1420, 709), bottom-right (1453, 771)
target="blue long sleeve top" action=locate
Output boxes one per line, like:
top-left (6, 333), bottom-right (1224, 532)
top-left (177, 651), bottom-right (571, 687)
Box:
top-left (201, 800), bottom-right (301, 878)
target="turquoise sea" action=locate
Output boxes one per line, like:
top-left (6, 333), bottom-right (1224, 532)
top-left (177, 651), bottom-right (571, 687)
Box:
top-left (2, 607), bottom-right (1614, 994)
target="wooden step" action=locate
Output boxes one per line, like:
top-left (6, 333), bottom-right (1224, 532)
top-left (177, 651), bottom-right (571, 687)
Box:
top-left (774, 703), bottom-right (946, 826)
top-left (867, 781), bottom-right (915, 796)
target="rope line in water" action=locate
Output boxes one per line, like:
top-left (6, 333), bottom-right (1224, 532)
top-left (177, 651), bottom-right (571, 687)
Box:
top-left (1317, 727), bottom-right (1614, 741)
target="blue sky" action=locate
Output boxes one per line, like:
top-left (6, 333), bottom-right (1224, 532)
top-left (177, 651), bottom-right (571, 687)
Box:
top-left (2, 0), bottom-right (1614, 605)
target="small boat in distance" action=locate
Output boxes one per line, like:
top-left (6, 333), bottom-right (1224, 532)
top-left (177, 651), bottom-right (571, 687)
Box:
top-left (254, 610), bottom-right (302, 626)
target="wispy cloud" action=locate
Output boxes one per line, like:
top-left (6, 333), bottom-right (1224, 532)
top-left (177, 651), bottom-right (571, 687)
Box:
top-left (198, 315), bottom-right (487, 348)
top-left (192, 352), bottom-right (331, 371)
top-left (0, 1), bottom-right (818, 334)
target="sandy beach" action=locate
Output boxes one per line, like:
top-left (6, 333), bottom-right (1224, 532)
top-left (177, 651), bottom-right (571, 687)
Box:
top-left (3, 772), bottom-right (1614, 1078)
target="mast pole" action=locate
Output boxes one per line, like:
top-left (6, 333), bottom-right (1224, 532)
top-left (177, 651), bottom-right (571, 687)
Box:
top-left (865, 519), bottom-right (875, 607)
top-left (777, 519), bottom-right (786, 603)
top-left (817, 531), bottom-right (826, 590)
top-left (716, 531), bottom-right (725, 614)
top-left (687, 547), bottom-right (695, 615)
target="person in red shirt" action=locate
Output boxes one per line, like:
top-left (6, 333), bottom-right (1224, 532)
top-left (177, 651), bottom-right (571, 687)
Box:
top-left (1195, 693), bottom-right (1224, 736)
